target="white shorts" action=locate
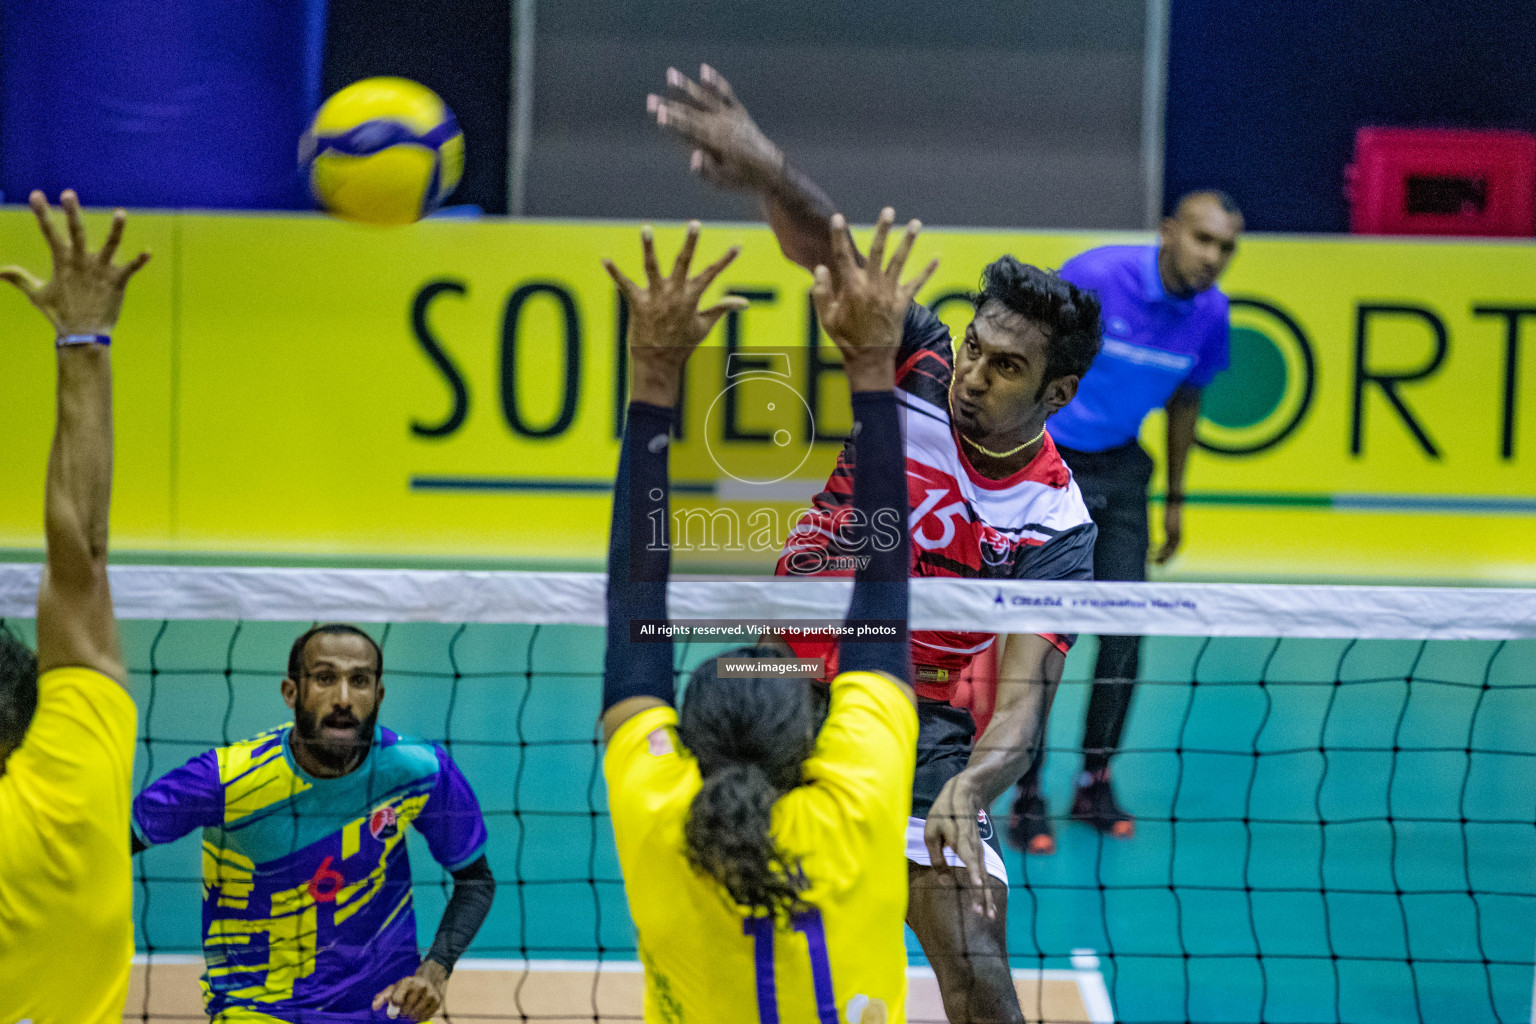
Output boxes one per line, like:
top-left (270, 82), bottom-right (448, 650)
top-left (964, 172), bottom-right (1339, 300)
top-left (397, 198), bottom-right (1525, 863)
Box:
top-left (905, 815), bottom-right (1009, 885)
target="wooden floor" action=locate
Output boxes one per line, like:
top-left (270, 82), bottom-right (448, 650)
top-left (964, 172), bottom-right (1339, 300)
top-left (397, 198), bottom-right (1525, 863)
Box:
top-left (125, 957), bottom-right (1107, 1023)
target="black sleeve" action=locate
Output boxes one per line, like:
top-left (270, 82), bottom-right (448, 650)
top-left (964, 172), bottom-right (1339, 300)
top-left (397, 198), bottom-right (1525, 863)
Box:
top-left (424, 855), bottom-right (495, 972)
top-left (602, 401), bottom-right (677, 713)
top-left (837, 389), bottom-right (911, 683)
top-left (902, 301), bottom-right (951, 358)
top-left (1013, 520), bottom-right (1096, 650)
top-left (1013, 521), bottom-right (1097, 582)
top-left (895, 302), bottom-right (955, 405)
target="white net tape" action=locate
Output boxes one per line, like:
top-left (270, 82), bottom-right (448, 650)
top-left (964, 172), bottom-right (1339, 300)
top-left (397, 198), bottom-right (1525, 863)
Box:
top-left (1, 564), bottom-right (1534, 640)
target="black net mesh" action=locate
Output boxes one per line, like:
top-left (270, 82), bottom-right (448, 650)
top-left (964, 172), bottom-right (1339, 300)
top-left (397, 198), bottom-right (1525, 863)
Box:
top-left (3, 613), bottom-right (1531, 1024)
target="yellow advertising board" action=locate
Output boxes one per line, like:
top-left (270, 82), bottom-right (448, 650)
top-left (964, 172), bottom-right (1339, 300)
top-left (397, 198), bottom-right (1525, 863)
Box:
top-left (0, 210), bottom-right (1532, 582)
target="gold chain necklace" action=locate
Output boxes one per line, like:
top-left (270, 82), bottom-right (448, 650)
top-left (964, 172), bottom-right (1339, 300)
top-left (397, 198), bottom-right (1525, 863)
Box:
top-left (950, 394), bottom-right (1046, 459)
top-left (961, 425), bottom-right (1045, 459)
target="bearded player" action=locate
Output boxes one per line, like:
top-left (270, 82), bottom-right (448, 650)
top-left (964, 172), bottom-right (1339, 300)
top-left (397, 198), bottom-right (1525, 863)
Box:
top-left (650, 68), bottom-right (1102, 1024)
top-left (131, 624), bottom-right (494, 1022)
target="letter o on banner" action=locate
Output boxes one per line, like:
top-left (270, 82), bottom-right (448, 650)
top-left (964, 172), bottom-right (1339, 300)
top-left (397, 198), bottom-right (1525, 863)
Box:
top-left (501, 282), bottom-right (581, 438)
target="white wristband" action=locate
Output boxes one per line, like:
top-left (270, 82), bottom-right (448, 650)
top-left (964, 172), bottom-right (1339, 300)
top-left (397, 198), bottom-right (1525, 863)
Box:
top-left (57, 334), bottom-right (110, 348)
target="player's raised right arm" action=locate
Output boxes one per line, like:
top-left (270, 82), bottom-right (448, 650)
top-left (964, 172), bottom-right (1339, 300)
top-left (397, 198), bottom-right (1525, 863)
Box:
top-left (1, 191), bottom-right (150, 686)
top-left (649, 65), bottom-right (857, 274)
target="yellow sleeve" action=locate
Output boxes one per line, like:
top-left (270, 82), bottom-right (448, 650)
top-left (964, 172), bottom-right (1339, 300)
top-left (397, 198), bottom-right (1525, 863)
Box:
top-left (801, 671), bottom-right (918, 821)
top-left (602, 705), bottom-right (699, 841)
top-left (0, 667), bottom-right (137, 850)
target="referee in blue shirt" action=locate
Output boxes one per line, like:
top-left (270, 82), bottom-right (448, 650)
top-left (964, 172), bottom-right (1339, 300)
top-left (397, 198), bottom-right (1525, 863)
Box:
top-left (1009, 191), bottom-right (1243, 854)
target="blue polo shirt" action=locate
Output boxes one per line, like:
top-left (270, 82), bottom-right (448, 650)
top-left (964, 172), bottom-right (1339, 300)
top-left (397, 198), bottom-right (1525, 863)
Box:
top-left (1049, 244), bottom-right (1230, 453)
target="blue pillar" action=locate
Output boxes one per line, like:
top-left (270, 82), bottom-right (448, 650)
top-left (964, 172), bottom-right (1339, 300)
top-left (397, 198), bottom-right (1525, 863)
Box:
top-left (1, 0), bottom-right (327, 209)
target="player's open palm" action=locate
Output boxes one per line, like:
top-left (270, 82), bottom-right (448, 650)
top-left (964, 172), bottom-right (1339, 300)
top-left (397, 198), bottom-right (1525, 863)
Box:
top-left (812, 207), bottom-right (937, 391)
top-left (603, 221), bottom-right (747, 406)
top-left (0, 190), bottom-right (150, 337)
top-left (649, 64), bottom-right (781, 192)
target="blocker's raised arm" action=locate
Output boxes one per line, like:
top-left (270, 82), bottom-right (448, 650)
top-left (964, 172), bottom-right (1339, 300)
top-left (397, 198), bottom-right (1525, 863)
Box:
top-left (1, 190), bottom-right (151, 685)
top-left (599, 223), bottom-right (747, 740)
top-left (816, 207), bottom-right (936, 694)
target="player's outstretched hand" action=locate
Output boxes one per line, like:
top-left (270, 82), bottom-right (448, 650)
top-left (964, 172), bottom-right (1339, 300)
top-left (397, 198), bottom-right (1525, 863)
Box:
top-left (603, 220), bottom-right (747, 407)
top-left (372, 959), bottom-right (447, 1021)
top-left (811, 207), bottom-right (937, 393)
top-left (924, 774), bottom-right (998, 920)
top-left (648, 64), bottom-right (782, 194)
top-left (0, 190), bottom-right (150, 338)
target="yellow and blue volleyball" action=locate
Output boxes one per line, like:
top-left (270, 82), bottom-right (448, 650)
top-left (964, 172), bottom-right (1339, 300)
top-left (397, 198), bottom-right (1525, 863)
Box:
top-left (300, 77), bottom-right (464, 225)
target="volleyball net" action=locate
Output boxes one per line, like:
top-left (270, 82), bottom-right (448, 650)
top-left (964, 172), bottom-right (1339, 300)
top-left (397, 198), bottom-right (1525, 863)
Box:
top-left (1, 564), bottom-right (1533, 1024)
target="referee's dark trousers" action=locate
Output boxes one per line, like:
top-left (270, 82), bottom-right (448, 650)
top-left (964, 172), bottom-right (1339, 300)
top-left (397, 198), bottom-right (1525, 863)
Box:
top-left (1022, 439), bottom-right (1152, 788)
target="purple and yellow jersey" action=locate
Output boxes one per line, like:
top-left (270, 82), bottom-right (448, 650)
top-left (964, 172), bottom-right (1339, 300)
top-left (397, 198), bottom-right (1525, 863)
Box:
top-left (132, 724), bottom-right (487, 1023)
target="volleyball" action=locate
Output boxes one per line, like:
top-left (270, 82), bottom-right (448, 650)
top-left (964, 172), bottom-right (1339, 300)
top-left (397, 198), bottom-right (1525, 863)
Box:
top-left (300, 77), bottom-right (464, 225)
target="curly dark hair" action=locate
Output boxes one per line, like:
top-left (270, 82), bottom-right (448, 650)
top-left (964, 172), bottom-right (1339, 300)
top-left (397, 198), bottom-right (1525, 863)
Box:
top-left (677, 644), bottom-right (820, 918)
top-left (973, 256), bottom-right (1103, 399)
top-left (0, 622), bottom-right (39, 756)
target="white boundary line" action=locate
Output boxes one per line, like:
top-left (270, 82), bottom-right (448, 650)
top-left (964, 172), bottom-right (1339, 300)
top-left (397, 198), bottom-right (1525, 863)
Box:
top-left (1072, 948), bottom-right (1116, 1024)
top-left (1529, 932), bottom-right (1535, 1024)
top-left (131, 953), bottom-right (201, 965)
top-left (130, 955), bottom-right (1115, 1022)
top-left (6, 564), bottom-right (1536, 640)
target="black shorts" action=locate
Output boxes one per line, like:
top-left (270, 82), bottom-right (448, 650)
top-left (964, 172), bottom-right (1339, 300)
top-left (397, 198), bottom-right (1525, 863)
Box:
top-left (911, 697), bottom-right (1004, 863)
top-left (1056, 440), bottom-right (1153, 584)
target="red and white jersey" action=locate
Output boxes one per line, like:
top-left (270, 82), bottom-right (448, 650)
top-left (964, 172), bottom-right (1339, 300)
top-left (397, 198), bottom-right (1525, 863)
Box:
top-left (777, 303), bottom-right (1097, 701)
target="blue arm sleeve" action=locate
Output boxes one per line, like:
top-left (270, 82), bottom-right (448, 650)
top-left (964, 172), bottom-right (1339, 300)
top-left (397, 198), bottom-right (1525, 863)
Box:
top-left (838, 390), bottom-right (911, 682)
top-left (602, 401), bottom-right (678, 712)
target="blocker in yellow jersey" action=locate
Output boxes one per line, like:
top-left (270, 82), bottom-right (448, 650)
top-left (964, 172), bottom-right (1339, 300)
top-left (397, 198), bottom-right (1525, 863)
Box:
top-left (0, 668), bottom-right (137, 1024)
top-left (0, 190), bottom-right (151, 1024)
top-left (605, 671), bottom-right (917, 1024)
top-left (598, 217), bottom-right (929, 1024)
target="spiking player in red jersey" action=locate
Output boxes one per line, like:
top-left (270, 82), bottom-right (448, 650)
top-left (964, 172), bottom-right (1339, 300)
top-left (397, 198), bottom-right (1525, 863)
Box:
top-left (649, 68), bottom-right (1103, 1024)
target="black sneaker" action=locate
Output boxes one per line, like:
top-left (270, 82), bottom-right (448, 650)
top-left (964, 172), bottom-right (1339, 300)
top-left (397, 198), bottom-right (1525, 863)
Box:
top-left (1071, 767), bottom-right (1134, 837)
top-left (1006, 787), bottom-right (1056, 855)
